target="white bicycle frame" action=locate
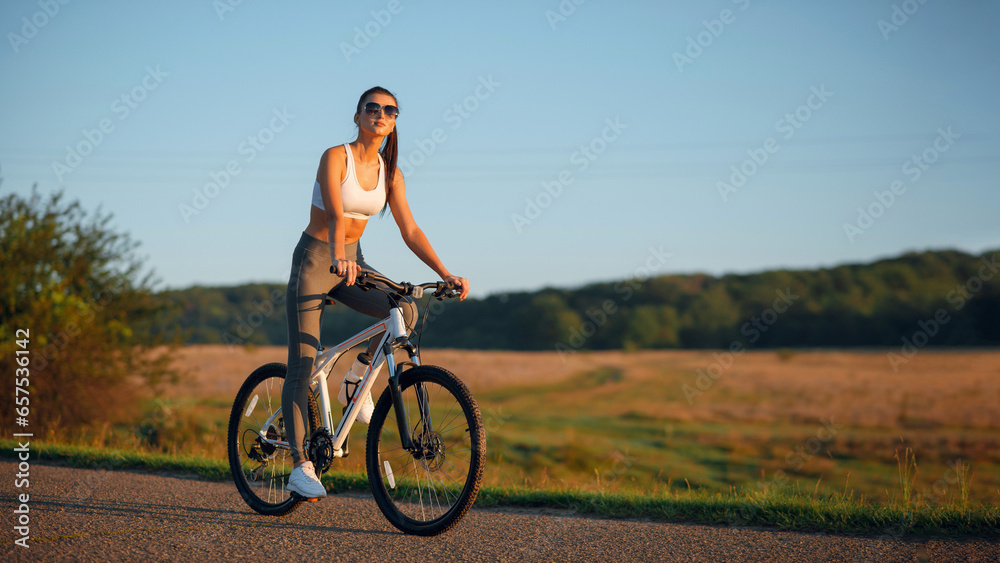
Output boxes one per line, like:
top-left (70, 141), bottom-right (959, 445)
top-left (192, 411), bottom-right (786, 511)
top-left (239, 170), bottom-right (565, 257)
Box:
top-left (256, 304), bottom-right (418, 459)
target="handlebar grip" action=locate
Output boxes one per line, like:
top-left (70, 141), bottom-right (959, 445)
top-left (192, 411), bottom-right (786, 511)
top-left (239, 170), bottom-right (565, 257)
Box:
top-left (324, 269), bottom-right (455, 299)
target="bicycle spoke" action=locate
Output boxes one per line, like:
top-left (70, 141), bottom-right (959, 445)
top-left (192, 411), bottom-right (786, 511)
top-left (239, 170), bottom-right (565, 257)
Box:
top-left (368, 366), bottom-right (485, 535)
top-left (229, 364), bottom-right (305, 516)
top-left (433, 402), bottom-right (463, 434)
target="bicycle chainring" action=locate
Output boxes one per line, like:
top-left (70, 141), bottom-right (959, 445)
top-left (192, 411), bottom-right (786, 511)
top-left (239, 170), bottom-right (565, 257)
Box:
top-left (308, 427), bottom-right (336, 473)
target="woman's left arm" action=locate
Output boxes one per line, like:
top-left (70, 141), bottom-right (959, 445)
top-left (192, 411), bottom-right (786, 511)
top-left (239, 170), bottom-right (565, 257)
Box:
top-left (387, 171), bottom-right (470, 300)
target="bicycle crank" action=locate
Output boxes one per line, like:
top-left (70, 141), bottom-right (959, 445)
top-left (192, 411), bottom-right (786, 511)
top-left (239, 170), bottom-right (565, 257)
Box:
top-left (308, 427), bottom-right (336, 473)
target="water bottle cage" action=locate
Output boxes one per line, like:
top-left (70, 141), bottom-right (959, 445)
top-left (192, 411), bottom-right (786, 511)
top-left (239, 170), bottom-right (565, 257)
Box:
top-left (345, 379), bottom-right (361, 402)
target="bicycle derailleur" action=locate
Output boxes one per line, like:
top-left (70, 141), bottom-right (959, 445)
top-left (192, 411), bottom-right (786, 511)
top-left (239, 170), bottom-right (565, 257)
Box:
top-left (246, 421), bottom-right (282, 481)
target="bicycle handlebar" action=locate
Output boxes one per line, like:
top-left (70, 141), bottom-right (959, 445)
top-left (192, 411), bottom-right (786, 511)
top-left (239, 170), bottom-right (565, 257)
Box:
top-left (328, 267), bottom-right (461, 300)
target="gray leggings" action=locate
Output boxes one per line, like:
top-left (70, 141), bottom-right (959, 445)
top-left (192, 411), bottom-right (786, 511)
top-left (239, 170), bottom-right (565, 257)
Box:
top-left (283, 231), bottom-right (417, 463)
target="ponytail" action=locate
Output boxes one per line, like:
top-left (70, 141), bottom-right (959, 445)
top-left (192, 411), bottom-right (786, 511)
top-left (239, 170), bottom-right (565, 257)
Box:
top-left (381, 125), bottom-right (398, 216)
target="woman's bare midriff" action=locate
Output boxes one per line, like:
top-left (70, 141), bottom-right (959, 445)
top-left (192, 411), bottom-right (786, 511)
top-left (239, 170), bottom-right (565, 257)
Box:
top-left (304, 204), bottom-right (368, 245)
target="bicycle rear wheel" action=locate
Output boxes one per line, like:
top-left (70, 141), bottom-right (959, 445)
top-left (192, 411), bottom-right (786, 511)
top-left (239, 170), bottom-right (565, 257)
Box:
top-left (228, 362), bottom-right (318, 516)
top-left (366, 365), bottom-right (486, 536)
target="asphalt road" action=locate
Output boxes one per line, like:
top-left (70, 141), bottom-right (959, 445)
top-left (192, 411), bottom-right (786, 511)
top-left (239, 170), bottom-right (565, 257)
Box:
top-left (2, 461), bottom-right (998, 562)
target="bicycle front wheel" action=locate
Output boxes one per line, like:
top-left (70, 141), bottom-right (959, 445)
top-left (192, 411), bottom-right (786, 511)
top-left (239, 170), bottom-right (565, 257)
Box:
top-left (366, 365), bottom-right (486, 536)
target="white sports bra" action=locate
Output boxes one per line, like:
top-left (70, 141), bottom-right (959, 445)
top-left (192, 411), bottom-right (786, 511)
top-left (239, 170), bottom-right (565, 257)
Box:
top-left (312, 143), bottom-right (387, 219)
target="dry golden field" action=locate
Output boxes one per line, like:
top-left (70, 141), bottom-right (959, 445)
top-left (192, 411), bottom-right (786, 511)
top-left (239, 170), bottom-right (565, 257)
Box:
top-left (168, 345), bottom-right (1000, 428)
top-left (163, 346), bottom-right (1000, 502)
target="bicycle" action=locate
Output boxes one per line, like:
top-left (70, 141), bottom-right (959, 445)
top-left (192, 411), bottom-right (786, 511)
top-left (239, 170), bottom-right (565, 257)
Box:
top-left (226, 271), bottom-right (486, 536)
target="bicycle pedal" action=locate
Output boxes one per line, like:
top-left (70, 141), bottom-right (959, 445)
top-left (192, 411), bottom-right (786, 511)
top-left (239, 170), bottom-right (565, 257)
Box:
top-left (290, 491), bottom-right (323, 503)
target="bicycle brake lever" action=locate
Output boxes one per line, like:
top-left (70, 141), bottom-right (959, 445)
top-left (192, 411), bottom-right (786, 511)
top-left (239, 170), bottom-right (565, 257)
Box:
top-left (433, 286), bottom-right (458, 300)
top-left (432, 285), bottom-right (448, 300)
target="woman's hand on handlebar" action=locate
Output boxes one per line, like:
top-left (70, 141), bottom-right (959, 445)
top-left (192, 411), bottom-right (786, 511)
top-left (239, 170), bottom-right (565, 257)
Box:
top-left (332, 259), bottom-right (361, 286)
top-left (443, 275), bottom-right (470, 301)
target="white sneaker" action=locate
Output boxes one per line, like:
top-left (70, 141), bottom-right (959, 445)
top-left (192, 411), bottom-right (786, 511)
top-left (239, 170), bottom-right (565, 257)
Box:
top-left (287, 461), bottom-right (327, 498)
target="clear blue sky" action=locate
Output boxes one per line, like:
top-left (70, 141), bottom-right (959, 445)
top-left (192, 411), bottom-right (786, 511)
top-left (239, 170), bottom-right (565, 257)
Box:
top-left (2, 0), bottom-right (998, 297)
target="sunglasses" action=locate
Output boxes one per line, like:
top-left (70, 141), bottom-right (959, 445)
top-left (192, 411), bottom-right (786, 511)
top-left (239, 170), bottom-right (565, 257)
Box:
top-left (363, 102), bottom-right (399, 118)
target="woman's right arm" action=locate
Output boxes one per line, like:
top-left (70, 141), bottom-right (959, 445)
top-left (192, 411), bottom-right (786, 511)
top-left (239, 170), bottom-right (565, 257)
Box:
top-left (317, 146), bottom-right (359, 285)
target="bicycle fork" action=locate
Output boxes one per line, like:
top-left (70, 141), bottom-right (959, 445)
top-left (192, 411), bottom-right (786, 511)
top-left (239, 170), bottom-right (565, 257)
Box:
top-left (383, 308), bottom-right (432, 455)
top-left (387, 372), bottom-right (414, 451)
top-left (385, 353), bottom-right (433, 454)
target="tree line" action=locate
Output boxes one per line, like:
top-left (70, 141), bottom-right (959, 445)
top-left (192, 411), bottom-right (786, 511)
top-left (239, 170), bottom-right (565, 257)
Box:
top-left (151, 248), bottom-right (1000, 353)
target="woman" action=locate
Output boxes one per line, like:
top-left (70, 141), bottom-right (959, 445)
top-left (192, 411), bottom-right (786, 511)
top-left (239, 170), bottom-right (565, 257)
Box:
top-left (283, 86), bottom-right (469, 499)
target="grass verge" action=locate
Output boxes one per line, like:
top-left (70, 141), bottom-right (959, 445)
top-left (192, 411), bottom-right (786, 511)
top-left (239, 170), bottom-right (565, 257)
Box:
top-left (3, 439), bottom-right (997, 539)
